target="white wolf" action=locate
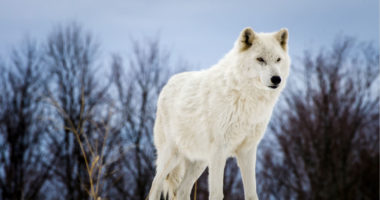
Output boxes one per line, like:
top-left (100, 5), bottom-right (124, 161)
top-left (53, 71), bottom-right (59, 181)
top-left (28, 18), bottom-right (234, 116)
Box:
top-left (149, 27), bottom-right (290, 200)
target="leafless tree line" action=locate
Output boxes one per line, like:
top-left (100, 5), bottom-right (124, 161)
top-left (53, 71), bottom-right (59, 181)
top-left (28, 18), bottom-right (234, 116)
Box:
top-left (257, 37), bottom-right (379, 200)
top-left (0, 24), bottom-right (378, 200)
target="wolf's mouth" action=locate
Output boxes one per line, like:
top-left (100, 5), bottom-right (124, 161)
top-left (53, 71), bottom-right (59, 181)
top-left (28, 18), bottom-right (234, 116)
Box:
top-left (269, 85), bottom-right (278, 89)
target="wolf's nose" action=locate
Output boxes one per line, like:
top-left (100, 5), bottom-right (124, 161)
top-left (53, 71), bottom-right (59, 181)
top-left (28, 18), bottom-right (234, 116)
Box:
top-left (271, 76), bottom-right (281, 85)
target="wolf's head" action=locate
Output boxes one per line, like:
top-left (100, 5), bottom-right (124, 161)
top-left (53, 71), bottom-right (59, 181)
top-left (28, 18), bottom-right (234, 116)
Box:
top-left (231, 27), bottom-right (290, 91)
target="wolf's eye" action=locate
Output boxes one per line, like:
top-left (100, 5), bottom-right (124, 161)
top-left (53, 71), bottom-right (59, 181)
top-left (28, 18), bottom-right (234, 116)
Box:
top-left (276, 57), bottom-right (281, 62)
top-left (256, 57), bottom-right (265, 63)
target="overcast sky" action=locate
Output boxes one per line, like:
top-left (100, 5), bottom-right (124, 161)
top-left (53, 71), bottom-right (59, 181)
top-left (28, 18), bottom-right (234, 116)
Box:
top-left (0, 0), bottom-right (378, 68)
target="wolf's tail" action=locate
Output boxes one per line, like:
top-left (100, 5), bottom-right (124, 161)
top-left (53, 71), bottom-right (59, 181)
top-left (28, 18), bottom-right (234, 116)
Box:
top-left (163, 162), bottom-right (185, 199)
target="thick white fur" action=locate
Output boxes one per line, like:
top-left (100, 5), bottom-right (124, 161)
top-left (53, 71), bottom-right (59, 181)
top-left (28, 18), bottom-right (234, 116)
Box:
top-left (149, 27), bottom-right (290, 200)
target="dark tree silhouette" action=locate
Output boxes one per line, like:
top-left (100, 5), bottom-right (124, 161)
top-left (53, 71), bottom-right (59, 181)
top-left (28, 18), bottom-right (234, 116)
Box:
top-left (44, 23), bottom-right (110, 200)
top-left (0, 40), bottom-right (51, 200)
top-left (257, 38), bottom-right (379, 200)
top-left (104, 39), bottom-right (178, 200)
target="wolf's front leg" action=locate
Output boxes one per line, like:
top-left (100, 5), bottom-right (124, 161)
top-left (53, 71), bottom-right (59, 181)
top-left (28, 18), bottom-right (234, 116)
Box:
top-left (208, 153), bottom-right (226, 200)
top-left (236, 147), bottom-right (258, 200)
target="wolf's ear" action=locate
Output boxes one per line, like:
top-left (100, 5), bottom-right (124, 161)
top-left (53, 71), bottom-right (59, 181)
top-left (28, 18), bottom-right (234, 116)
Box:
top-left (275, 28), bottom-right (288, 51)
top-left (238, 27), bottom-right (256, 51)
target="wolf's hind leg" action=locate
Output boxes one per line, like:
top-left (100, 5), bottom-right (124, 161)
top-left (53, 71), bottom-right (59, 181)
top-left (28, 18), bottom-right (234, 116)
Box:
top-left (149, 145), bottom-right (180, 200)
top-left (176, 160), bottom-right (207, 200)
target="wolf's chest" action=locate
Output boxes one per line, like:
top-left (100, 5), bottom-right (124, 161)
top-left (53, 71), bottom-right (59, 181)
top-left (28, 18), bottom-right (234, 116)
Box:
top-left (224, 95), bottom-right (273, 124)
top-left (220, 96), bottom-right (273, 148)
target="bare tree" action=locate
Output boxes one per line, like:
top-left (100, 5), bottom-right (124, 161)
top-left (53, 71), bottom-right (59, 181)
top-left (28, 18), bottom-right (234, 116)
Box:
top-left (257, 37), bottom-right (379, 200)
top-left (0, 39), bottom-right (51, 200)
top-left (101, 38), bottom-right (181, 200)
top-left (44, 23), bottom-right (110, 200)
